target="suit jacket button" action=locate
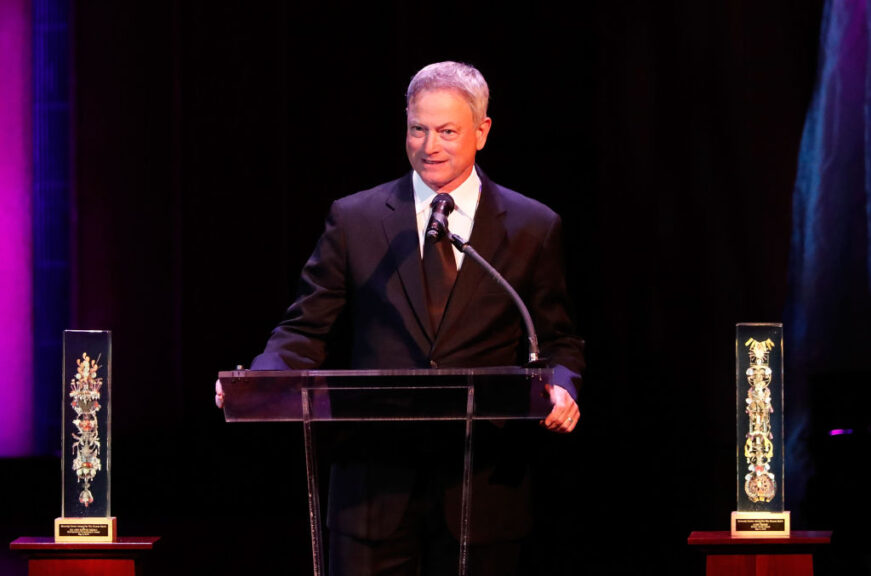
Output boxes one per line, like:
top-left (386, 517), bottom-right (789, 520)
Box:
top-left (429, 360), bottom-right (438, 368)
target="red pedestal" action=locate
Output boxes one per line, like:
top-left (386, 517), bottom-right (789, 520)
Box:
top-left (687, 531), bottom-right (832, 576)
top-left (10, 537), bottom-right (160, 576)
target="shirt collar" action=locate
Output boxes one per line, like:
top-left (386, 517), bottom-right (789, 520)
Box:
top-left (412, 168), bottom-right (481, 220)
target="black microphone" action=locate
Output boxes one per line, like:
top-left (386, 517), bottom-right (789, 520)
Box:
top-left (425, 193), bottom-right (455, 243)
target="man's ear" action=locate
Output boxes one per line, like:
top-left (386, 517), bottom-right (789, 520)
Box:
top-left (476, 117), bottom-right (492, 151)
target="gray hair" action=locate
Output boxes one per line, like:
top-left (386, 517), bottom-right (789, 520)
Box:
top-left (405, 61), bottom-right (490, 124)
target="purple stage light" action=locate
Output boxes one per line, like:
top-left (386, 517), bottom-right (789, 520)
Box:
top-left (0, 0), bottom-right (34, 456)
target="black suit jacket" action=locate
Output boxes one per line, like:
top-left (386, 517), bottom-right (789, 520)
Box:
top-left (251, 167), bottom-right (585, 542)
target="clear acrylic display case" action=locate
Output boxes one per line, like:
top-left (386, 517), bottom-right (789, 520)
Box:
top-left (732, 323), bottom-right (789, 536)
top-left (56, 330), bottom-right (115, 541)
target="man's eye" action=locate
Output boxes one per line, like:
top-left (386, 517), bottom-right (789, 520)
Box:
top-left (440, 129), bottom-right (458, 138)
top-left (409, 126), bottom-right (425, 135)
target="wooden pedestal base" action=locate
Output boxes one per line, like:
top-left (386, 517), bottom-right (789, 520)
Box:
top-left (688, 530), bottom-right (831, 576)
top-left (10, 536), bottom-right (160, 576)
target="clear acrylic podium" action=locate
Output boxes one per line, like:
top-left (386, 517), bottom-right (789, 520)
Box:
top-left (218, 366), bottom-right (554, 576)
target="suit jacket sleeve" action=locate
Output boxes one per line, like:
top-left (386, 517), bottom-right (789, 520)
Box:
top-left (526, 212), bottom-right (585, 398)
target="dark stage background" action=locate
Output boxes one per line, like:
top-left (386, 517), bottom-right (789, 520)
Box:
top-left (8, 1), bottom-right (870, 575)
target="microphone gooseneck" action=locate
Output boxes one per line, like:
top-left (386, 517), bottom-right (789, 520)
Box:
top-left (449, 233), bottom-right (541, 364)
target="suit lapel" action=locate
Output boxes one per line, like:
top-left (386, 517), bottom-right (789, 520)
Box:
top-left (381, 174), bottom-right (434, 342)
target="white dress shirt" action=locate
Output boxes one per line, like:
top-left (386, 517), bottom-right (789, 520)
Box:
top-left (412, 168), bottom-right (481, 269)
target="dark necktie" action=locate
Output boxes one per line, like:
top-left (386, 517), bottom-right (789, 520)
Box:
top-left (423, 194), bottom-right (457, 334)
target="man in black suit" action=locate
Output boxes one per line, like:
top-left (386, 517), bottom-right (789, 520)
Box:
top-left (218, 61), bottom-right (584, 575)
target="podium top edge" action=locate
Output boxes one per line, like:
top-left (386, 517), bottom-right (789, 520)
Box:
top-left (218, 366), bottom-right (552, 378)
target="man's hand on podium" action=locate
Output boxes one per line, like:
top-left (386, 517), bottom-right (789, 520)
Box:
top-left (541, 384), bottom-right (579, 434)
top-left (215, 379), bottom-right (224, 409)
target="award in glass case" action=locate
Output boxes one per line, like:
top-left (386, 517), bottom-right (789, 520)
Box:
top-left (55, 330), bottom-right (116, 542)
top-left (731, 323), bottom-right (790, 536)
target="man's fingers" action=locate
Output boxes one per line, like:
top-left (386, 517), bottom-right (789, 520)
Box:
top-left (541, 394), bottom-right (580, 433)
top-left (215, 379), bottom-right (224, 409)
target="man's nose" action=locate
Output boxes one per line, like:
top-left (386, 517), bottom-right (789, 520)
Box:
top-left (424, 132), bottom-right (441, 154)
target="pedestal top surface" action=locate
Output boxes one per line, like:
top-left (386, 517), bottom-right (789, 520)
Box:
top-left (10, 536), bottom-right (160, 551)
top-left (688, 530), bottom-right (832, 546)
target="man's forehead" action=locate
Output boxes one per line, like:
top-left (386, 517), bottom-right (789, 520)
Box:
top-left (406, 88), bottom-right (474, 118)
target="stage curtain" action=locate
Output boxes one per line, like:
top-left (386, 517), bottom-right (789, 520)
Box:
top-left (785, 0), bottom-right (871, 526)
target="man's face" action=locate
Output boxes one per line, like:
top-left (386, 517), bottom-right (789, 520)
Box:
top-left (406, 89), bottom-right (491, 193)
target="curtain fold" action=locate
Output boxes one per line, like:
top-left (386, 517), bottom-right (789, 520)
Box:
top-left (785, 0), bottom-right (871, 524)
